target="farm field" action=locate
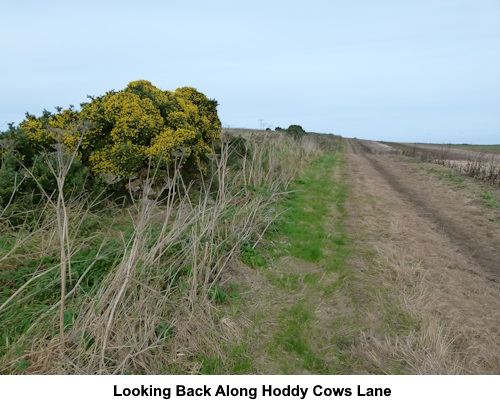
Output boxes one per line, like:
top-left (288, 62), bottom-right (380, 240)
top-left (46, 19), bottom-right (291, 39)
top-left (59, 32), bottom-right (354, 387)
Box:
top-left (406, 143), bottom-right (500, 154)
top-left (382, 142), bottom-right (500, 164)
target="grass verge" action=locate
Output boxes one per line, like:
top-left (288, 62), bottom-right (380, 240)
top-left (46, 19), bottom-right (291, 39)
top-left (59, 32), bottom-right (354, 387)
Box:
top-left (227, 143), bottom-right (355, 374)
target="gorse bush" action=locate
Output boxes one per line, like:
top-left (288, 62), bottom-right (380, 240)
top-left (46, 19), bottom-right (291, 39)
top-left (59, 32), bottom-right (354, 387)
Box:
top-left (0, 81), bottom-right (220, 210)
top-left (18, 80), bottom-right (221, 178)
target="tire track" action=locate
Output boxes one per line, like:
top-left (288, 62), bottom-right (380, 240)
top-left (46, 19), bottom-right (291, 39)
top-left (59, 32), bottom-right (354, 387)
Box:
top-left (347, 138), bottom-right (499, 281)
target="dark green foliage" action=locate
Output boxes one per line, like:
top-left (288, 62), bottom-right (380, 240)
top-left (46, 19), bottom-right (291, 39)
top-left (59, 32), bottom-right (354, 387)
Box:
top-left (286, 125), bottom-right (306, 137)
top-left (0, 123), bottom-right (106, 212)
top-left (209, 285), bottom-right (228, 303)
top-left (226, 135), bottom-right (248, 170)
top-left (0, 152), bottom-right (18, 207)
top-left (230, 343), bottom-right (253, 373)
top-left (241, 242), bottom-right (268, 268)
top-left (155, 321), bottom-right (173, 339)
top-left (271, 301), bottom-right (325, 372)
top-left (1, 123), bottom-right (35, 166)
top-left (197, 356), bottom-right (223, 374)
top-left (0, 231), bottom-right (124, 357)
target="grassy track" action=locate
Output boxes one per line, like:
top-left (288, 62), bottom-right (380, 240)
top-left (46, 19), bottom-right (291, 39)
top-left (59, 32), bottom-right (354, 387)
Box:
top-left (185, 137), bottom-right (500, 375)
top-left (226, 146), bottom-right (355, 374)
top-left (276, 153), bottom-right (347, 263)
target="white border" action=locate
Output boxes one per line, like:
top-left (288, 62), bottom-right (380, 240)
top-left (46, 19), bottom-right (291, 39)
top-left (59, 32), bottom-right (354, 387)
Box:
top-left (1, 375), bottom-right (498, 404)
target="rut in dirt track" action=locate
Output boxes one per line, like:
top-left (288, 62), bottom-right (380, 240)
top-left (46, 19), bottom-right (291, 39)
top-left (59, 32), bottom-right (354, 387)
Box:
top-left (347, 139), bottom-right (500, 281)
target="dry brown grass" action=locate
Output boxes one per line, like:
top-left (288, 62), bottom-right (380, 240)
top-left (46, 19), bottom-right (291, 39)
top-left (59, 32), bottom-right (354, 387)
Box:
top-left (0, 130), bottom-right (321, 374)
top-left (343, 143), bottom-right (500, 374)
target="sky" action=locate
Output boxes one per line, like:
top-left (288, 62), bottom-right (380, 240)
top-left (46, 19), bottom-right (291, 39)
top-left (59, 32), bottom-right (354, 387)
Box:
top-left (1, 0), bottom-right (499, 144)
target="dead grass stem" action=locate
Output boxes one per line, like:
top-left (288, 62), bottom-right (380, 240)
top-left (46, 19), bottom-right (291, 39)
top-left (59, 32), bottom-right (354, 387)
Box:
top-left (1, 131), bottom-right (320, 374)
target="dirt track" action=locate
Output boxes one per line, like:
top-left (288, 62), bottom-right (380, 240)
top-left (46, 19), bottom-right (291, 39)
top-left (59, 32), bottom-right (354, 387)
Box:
top-left (233, 139), bottom-right (499, 374)
top-left (344, 138), bottom-right (500, 373)
top-left (347, 138), bottom-right (500, 280)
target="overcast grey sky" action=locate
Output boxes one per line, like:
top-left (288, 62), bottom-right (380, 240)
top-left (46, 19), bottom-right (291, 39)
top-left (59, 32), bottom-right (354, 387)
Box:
top-left (1, 0), bottom-right (499, 143)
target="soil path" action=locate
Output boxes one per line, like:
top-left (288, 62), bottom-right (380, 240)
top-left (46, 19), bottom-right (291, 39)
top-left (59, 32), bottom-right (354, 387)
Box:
top-left (344, 138), bottom-right (500, 373)
top-left (347, 140), bottom-right (500, 281)
top-left (347, 139), bottom-right (500, 280)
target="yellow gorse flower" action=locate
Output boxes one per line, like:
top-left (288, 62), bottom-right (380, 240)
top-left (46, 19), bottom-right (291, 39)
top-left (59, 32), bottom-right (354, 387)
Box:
top-left (20, 80), bottom-right (221, 177)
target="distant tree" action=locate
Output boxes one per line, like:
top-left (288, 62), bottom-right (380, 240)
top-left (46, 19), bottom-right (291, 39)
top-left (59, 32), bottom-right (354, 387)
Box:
top-left (286, 125), bottom-right (306, 137)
